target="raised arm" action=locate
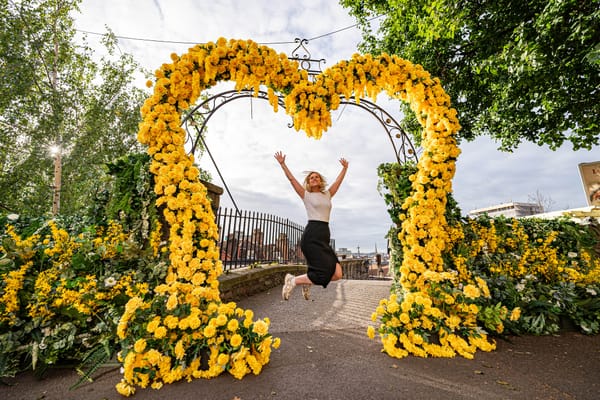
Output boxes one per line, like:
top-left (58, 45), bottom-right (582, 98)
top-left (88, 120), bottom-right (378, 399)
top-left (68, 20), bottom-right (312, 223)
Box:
top-left (328, 157), bottom-right (349, 197)
top-left (274, 151), bottom-right (305, 198)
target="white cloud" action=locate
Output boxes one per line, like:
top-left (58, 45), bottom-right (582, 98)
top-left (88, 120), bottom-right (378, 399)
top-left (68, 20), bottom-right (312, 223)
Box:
top-left (74, 0), bottom-right (600, 252)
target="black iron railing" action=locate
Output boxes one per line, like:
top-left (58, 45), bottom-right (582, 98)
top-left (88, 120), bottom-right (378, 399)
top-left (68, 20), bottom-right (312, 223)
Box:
top-left (215, 207), bottom-right (306, 271)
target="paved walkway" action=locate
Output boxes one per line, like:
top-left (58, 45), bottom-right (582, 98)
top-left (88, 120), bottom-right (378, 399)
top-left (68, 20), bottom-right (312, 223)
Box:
top-left (3, 279), bottom-right (600, 399)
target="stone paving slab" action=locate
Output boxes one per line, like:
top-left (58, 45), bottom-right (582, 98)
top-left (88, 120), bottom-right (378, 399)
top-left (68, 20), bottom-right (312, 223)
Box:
top-left (242, 279), bottom-right (392, 334)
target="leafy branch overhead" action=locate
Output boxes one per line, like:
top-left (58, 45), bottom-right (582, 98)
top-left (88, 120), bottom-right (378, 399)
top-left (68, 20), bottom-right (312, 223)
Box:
top-left (340, 0), bottom-right (600, 151)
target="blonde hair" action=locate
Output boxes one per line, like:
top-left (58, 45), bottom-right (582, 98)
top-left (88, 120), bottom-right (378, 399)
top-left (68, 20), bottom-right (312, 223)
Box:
top-left (303, 171), bottom-right (327, 192)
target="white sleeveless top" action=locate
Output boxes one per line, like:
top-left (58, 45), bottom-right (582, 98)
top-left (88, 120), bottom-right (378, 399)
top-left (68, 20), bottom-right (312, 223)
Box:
top-left (302, 190), bottom-right (332, 222)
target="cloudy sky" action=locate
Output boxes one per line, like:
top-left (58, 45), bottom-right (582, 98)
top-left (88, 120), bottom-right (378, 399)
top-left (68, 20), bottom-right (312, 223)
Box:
top-left (73, 0), bottom-right (599, 253)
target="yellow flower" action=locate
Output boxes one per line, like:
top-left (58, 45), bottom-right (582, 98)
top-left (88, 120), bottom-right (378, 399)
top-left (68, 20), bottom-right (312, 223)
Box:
top-left (386, 299), bottom-right (400, 314)
top-left (116, 379), bottom-right (136, 397)
top-left (146, 317), bottom-right (161, 334)
top-left (154, 326), bottom-right (167, 339)
top-left (446, 315), bottom-right (461, 330)
top-left (462, 284), bottom-right (480, 299)
top-left (230, 334), bottom-right (242, 348)
top-left (217, 353), bottom-right (229, 365)
top-left (399, 313), bottom-right (410, 324)
top-left (134, 339), bottom-right (147, 353)
top-left (150, 382), bottom-right (163, 390)
top-left (272, 337), bottom-right (281, 349)
top-left (146, 349), bottom-right (162, 365)
top-left (215, 314), bottom-right (228, 326)
top-left (166, 293), bottom-right (178, 310)
top-left (164, 315), bottom-right (179, 329)
top-left (367, 325), bottom-right (376, 339)
top-left (226, 318), bottom-right (239, 332)
top-left (510, 307), bottom-right (521, 321)
top-left (174, 340), bottom-right (185, 359)
top-left (203, 325), bottom-right (216, 338)
top-left (252, 320), bottom-right (268, 336)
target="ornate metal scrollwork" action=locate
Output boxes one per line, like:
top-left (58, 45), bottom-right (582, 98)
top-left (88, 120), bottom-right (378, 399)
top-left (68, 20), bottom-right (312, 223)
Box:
top-left (182, 39), bottom-right (420, 165)
top-left (337, 97), bottom-right (419, 164)
top-left (289, 38), bottom-right (326, 79)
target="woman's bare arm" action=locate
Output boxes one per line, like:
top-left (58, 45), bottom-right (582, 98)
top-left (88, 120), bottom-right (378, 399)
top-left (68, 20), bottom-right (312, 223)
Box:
top-left (328, 158), bottom-right (348, 197)
top-left (275, 151), bottom-right (305, 198)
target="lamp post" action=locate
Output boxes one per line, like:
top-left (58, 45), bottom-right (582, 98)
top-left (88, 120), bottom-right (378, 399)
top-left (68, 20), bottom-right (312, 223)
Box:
top-left (50, 145), bottom-right (61, 215)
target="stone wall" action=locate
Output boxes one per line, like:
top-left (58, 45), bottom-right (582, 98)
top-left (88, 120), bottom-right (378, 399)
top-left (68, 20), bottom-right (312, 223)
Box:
top-left (340, 258), bottom-right (371, 280)
top-left (218, 258), bottom-right (371, 302)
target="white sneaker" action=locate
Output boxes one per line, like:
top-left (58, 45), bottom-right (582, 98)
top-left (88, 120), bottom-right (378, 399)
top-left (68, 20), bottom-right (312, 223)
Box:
top-left (301, 285), bottom-right (310, 300)
top-left (282, 273), bottom-right (296, 300)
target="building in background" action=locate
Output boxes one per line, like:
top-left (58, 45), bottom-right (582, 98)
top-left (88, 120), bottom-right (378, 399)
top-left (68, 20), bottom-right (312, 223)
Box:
top-left (468, 202), bottom-right (544, 218)
top-left (336, 247), bottom-right (352, 259)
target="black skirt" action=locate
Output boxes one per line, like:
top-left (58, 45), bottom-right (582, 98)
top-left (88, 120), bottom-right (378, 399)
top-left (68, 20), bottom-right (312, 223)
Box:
top-left (301, 220), bottom-right (339, 287)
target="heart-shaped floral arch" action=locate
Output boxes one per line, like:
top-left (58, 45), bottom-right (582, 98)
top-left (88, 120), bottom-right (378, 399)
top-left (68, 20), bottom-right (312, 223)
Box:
top-left (115, 37), bottom-right (496, 396)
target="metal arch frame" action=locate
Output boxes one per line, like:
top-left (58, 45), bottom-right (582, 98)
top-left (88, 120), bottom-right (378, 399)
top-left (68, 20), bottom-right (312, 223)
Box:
top-left (182, 89), bottom-right (287, 155)
top-left (182, 89), bottom-right (420, 165)
top-left (336, 96), bottom-right (420, 164)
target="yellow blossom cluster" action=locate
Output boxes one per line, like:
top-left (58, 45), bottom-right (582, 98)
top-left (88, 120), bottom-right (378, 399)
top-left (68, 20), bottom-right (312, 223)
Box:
top-left (95, 272), bottom-right (150, 300)
top-left (149, 220), bottom-right (163, 257)
top-left (28, 221), bottom-right (79, 320)
top-left (0, 220), bottom-right (149, 325)
top-left (369, 270), bottom-right (497, 359)
top-left (117, 38), bottom-right (301, 396)
top-left (0, 226), bottom-right (40, 325)
top-left (43, 220), bottom-right (80, 266)
top-left (92, 221), bottom-right (131, 259)
top-left (2, 225), bottom-right (40, 259)
top-left (465, 218), bottom-right (600, 285)
top-left (115, 302), bottom-right (280, 394)
top-left (52, 275), bottom-right (97, 314)
top-left (0, 261), bottom-right (31, 325)
top-left (576, 251), bottom-right (600, 285)
top-left (352, 48), bottom-right (500, 358)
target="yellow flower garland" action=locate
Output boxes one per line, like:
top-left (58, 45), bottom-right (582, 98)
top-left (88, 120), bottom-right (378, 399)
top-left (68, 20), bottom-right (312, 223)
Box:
top-left (118, 37), bottom-right (490, 395)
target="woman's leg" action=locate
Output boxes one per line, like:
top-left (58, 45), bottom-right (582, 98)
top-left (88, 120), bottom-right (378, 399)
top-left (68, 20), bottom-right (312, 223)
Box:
top-left (330, 262), bottom-right (343, 281)
top-left (282, 273), bottom-right (312, 301)
top-left (293, 274), bottom-right (312, 300)
top-left (293, 274), bottom-right (312, 285)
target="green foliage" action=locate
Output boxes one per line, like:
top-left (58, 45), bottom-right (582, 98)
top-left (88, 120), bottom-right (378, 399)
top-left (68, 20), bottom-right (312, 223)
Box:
top-left (0, 0), bottom-right (148, 216)
top-left (340, 0), bottom-right (600, 151)
top-left (478, 302), bottom-right (508, 333)
top-left (0, 154), bottom-right (167, 379)
top-left (92, 153), bottom-right (159, 244)
top-left (377, 161), bottom-right (416, 226)
top-left (461, 215), bottom-right (600, 335)
top-left (376, 162), bottom-right (600, 336)
top-left (70, 338), bottom-right (114, 390)
top-left (377, 161), bottom-right (415, 290)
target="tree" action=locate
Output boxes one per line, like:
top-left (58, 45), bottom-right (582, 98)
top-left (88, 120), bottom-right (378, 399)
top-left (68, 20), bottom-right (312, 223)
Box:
top-left (340, 0), bottom-right (600, 151)
top-left (528, 189), bottom-right (556, 212)
top-left (0, 0), bottom-right (147, 216)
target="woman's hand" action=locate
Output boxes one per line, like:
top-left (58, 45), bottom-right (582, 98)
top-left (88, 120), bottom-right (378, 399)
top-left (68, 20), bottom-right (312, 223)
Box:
top-left (274, 151), bottom-right (286, 165)
top-left (339, 157), bottom-right (349, 169)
